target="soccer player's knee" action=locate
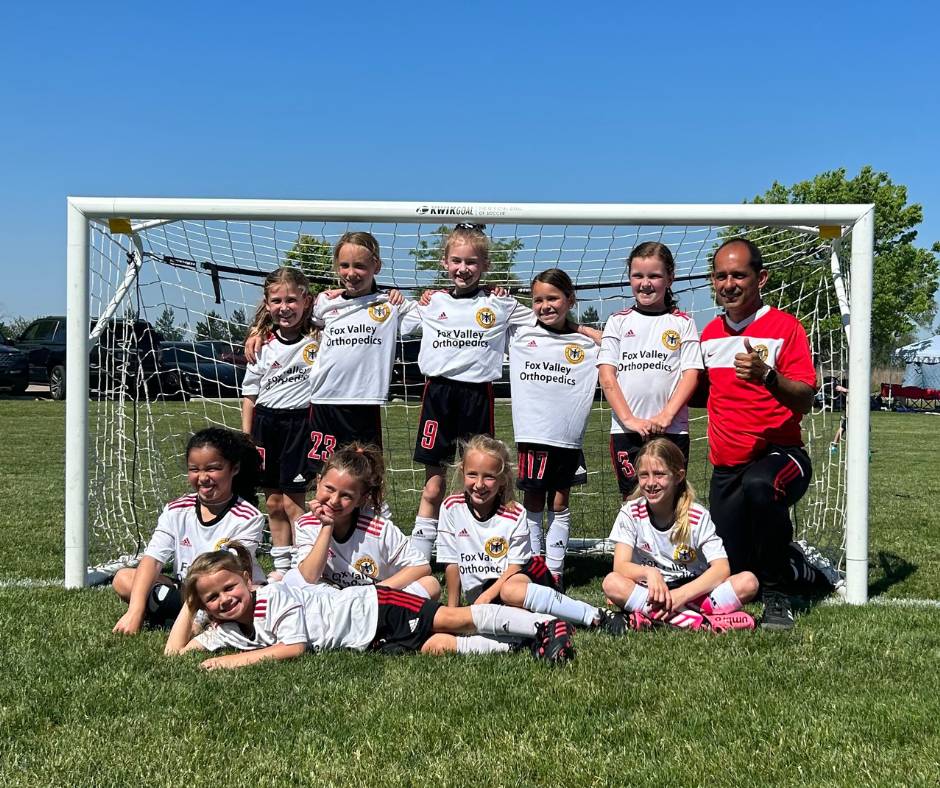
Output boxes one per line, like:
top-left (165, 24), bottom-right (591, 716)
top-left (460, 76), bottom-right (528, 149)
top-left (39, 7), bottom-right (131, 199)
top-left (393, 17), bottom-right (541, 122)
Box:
top-left (419, 576), bottom-right (442, 601)
top-left (422, 474), bottom-right (445, 505)
top-left (112, 567), bottom-right (134, 599)
top-left (421, 633), bottom-right (457, 654)
top-left (733, 571), bottom-right (760, 602)
top-left (741, 472), bottom-right (775, 508)
top-left (602, 572), bottom-right (629, 606)
top-left (499, 576), bottom-right (528, 607)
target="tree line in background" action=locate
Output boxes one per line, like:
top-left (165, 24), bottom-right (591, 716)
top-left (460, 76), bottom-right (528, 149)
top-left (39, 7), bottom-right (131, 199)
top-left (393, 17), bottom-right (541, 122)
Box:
top-left (2, 167), bottom-right (936, 366)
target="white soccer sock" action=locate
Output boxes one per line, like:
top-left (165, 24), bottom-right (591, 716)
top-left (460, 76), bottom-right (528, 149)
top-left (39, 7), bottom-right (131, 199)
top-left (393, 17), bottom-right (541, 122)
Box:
top-left (624, 583), bottom-right (650, 612)
top-left (270, 545), bottom-right (292, 573)
top-left (523, 582), bottom-right (599, 628)
top-left (544, 508), bottom-right (570, 573)
top-left (470, 604), bottom-right (552, 638)
top-left (526, 509), bottom-right (543, 555)
top-left (456, 635), bottom-right (514, 654)
top-left (410, 517), bottom-right (438, 562)
top-left (402, 580), bottom-right (431, 599)
top-left (704, 579), bottom-right (742, 614)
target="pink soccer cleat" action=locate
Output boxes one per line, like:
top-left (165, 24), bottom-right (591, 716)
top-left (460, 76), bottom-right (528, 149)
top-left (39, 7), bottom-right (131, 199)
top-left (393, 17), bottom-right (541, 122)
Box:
top-left (703, 611), bottom-right (756, 633)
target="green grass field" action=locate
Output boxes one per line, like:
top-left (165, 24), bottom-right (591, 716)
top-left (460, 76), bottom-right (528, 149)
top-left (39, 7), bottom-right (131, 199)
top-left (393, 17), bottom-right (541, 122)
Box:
top-left (1, 400), bottom-right (939, 785)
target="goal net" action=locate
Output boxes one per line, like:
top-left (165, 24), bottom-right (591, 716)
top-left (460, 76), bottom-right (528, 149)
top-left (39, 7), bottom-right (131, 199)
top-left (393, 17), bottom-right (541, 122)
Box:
top-left (65, 199), bottom-right (872, 601)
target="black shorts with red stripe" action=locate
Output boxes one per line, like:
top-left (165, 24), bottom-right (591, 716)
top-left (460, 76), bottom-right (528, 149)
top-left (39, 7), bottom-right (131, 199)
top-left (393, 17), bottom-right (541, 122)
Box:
top-left (516, 443), bottom-right (587, 493)
top-left (371, 586), bottom-right (441, 654)
top-left (308, 403), bottom-right (383, 475)
top-left (251, 404), bottom-right (314, 492)
top-left (708, 444), bottom-right (812, 585)
top-left (609, 432), bottom-right (690, 497)
top-left (463, 555), bottom-right (559, 604)
top-left (412, 377), bottom-right (495, 466)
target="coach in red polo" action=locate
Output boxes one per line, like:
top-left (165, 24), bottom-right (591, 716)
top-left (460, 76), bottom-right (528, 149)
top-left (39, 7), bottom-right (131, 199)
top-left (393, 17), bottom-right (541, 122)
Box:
top-left (700, 238), bottom-right (829, 630)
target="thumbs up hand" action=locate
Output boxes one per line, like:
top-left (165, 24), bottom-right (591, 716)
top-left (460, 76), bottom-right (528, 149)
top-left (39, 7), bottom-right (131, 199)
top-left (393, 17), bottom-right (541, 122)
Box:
top-left (734, 337), bottom-right (769, 383)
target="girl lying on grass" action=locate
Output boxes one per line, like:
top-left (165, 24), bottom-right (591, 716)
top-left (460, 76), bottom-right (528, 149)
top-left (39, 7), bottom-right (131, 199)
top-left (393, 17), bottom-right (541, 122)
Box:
top-left (164, 539), bottom-right (576, 669)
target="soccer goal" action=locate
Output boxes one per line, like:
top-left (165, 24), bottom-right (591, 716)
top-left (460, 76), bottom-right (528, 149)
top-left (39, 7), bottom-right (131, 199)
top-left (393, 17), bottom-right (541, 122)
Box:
top-left (64, 198), bottom-right (874, 603)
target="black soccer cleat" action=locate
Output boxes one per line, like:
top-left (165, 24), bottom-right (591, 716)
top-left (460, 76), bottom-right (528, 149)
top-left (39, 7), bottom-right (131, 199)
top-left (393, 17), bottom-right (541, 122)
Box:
top-left (531, 619), bottom-right (577, 664)
top-left (595, 608), bottom-right (631, 636)
top-left (760, 589), bottom-right (795, 631)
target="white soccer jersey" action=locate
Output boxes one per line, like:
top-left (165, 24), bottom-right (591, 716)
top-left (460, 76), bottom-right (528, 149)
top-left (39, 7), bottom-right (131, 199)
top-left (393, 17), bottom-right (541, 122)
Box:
top-left (436, 493), bottom-right (531, 594)
top-left (399, 289), bottom-right (534, 382)
top-left (508, 323), bottom-right (599, 448)
top-left (292, 507), bottom-right (427, 587)
top-left (241, 331), bottom-right (318, 409)
top-left (310, 291), bottom-right (418, 404)
top-left (194, 581), bottom-right (378, 653)
top-left (597, 308), bottom-right (702, 434)
top-left (607, 498), bottom-right (727, 583)
top-left (143, 493), bottom-right (266, 582)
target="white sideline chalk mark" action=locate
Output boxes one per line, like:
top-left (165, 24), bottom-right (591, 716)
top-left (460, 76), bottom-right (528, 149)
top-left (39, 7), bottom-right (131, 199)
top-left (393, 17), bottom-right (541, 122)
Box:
top-left (821, 595), bottom-right (940, 610)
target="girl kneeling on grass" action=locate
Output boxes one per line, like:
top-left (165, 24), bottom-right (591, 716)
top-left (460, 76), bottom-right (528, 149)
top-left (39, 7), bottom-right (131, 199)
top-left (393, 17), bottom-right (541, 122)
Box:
top-left (286, 443), bottom-right (440, 600)
top-left (165, 540), bottom-right (576, 668)
top-left (112, 427), bottom-right (265, 635)
top-left (602, 438), bottom-right (758, 631)
top-left (436, 435), bottom-right (630, 636)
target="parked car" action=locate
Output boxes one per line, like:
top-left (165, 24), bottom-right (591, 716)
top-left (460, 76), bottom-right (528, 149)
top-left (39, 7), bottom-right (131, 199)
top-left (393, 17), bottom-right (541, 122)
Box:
top-left (15, 316), bottom-right (165, 400)
top-left (159, 340), bottom-right (247, 399)
top-left (0, 329), bottom-right (29, 394)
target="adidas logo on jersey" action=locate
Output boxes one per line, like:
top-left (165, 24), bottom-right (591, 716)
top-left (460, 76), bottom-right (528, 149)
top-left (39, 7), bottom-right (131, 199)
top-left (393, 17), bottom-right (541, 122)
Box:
top-left (623, 329), bottom-right (636, 338)
top-left (527, 339), bottom-right (538, 347)
top-left (271, 360), bottom-right (281, 368)
top-left (438, 311), bottom-right (448, 320)
top-left (181, 537), bottom-right (192, 547)
top-left (640, 542), bottom-right (652, 552)
top-left (408, 618), bottom-right (419, 633)
top-left (458, 528), bottom-right (470, 537)
top-left (293, 474), bottom-right (306, 483)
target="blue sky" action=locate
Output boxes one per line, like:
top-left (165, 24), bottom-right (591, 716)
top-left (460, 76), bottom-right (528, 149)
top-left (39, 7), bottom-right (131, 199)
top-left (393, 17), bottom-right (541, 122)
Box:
top-left (1, 1), bottom-right (938, 333)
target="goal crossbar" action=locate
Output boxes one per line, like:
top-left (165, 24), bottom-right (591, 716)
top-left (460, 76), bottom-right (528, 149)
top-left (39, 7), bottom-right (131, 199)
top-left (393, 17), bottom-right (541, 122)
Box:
top-left (64, 197), bottom-right (874, 606)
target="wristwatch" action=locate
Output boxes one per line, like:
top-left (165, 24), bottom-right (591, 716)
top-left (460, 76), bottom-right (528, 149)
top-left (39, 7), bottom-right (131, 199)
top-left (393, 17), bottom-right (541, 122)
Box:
top-left (762, 367), bottom-right (778, 388)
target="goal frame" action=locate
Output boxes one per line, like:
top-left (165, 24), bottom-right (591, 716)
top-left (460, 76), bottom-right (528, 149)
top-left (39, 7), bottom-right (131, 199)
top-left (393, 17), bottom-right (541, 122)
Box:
top-left (64, 197), bottom-right (875, 603)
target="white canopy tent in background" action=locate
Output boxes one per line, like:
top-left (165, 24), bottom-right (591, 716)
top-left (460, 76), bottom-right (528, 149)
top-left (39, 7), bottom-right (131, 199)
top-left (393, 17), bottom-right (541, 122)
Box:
top-left (895, 336), bottom-right (940, 389)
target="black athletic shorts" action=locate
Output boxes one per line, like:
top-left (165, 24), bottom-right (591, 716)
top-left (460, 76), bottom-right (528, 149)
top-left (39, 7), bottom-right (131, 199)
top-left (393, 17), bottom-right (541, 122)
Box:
top-left (251, 404), bottom-right (314, 492)
top-left (609, 432), bottom-right (690, 497)
top-left (413, 377), bottom-right (494, 466)
top-left (463, 555), bottom-right (560, 604)
top-left (371, 586), bottom-right (441, 654)
top-left (308, 403), bottom-right (383, 474)
top-left (516, 443), bottom-right (587, 493)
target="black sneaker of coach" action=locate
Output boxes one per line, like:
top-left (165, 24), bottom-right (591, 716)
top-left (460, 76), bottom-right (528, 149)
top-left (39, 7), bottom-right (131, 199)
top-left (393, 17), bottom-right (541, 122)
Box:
top-left (760, 588), bottom-right (795, 631)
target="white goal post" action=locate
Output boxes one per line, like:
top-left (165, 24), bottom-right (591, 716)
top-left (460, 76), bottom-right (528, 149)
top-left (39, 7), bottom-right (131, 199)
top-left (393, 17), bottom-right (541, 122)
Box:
top-left (64, 197), bottom-right (874, 604)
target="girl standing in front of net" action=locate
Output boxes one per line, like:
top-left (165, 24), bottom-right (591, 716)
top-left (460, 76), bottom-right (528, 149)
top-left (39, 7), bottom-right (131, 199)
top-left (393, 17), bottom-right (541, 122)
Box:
top-left (401, 224), bottom-right (537, 561)
top-left (597, 241), bottom-right (703, 500)
top-left (507, 268), bottom-right (601, 586)
top-left (242, 267), bottom-right (320, 581)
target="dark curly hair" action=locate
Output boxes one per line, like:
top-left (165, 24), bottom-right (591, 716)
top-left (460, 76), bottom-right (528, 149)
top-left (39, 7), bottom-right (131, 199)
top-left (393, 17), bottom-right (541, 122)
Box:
top-left (186, 427), bottom-right (261, 505)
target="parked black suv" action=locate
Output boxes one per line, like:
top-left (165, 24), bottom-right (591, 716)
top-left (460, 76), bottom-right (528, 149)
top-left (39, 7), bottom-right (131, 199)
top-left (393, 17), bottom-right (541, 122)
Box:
top-left (0, 329), bottom-right (28, 393)
top-left (15, 316), bottom-right (165, 400)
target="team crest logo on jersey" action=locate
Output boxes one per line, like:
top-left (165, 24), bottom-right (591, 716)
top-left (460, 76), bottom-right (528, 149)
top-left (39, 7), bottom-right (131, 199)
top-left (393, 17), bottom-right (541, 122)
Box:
top-left (354, 556), bottom-right (379, 578)
top-left (368, 304), bottom-right (391, 323)
top-left (484, 536), bottom-right (509, 559)
top-left (213, 538), bottom-right (230, 551)
top-left (673, 543), bottom-right (698, 564)
top-left (302, 342), bottom-right (319, 365)
top-left (475, 307), bottom-right (497, 329)
top-left (751, 343), bottom-right (769, 362)
top-left (564, 344), bottom-right (585, 364)
top-left (661, 329), bottom-right (681, 351)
